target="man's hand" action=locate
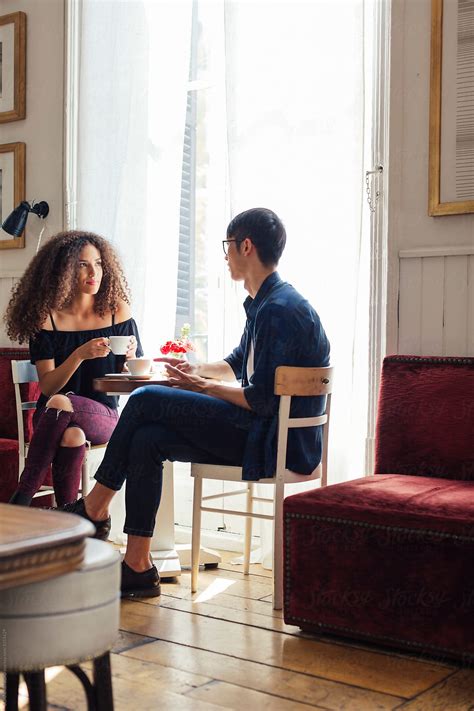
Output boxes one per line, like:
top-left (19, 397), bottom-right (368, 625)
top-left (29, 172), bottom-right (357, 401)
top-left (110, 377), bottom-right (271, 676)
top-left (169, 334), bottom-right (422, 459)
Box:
top-left (164, 364), bottom-right (208, 392)
top-left (164, 363), bottom-right (252, 410)
top-left (154, 357), bottom-right (196, 375)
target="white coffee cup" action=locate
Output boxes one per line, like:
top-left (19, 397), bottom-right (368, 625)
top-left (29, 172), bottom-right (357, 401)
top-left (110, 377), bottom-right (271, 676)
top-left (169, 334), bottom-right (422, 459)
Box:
top-left (108, 336), bottom-right (131, 355)
top-left (127, 358), bottom-right (152, 376)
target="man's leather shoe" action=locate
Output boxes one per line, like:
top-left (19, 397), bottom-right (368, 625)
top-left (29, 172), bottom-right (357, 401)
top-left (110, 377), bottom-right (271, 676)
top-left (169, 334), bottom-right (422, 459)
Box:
top-left (57, 498), bottom-right (111, 541)
top-left (121, 560), bottom-right (161, 599)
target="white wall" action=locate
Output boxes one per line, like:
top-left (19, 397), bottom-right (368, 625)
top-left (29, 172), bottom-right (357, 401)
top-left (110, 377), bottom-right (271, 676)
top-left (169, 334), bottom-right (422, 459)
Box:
top-left (387, 0), bottom-right (474, 355)
top-left (0, 0), bottom-right (64, 346)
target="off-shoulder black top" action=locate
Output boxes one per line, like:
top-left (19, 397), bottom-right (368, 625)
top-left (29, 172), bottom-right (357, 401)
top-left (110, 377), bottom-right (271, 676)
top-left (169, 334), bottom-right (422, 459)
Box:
top-left (29, 316), bottom-right (143, 410)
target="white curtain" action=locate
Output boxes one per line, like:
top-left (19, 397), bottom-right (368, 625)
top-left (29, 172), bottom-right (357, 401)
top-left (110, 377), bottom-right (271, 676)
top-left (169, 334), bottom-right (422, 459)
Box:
top-left (222, 0), bottom-right (371, 476)
top-left (75, 0), bottom-right (193, 354)
top-left (221, 0), bottom-right (372, 566)
top-left (72, 0), bottom-right (372, 562)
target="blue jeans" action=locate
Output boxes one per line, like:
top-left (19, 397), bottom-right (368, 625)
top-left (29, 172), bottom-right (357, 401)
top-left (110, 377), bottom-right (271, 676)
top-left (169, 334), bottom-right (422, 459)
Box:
top-left (94, 385), bottom-right (255, 536)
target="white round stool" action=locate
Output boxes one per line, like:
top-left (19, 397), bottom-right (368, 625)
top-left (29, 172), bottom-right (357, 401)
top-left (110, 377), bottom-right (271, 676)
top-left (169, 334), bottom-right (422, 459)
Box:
top-left (1, 538), bottom-right (120, 710)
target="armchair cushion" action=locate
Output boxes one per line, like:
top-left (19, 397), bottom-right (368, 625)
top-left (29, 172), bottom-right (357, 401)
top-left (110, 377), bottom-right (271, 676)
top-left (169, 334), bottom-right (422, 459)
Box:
top-left (284, 473), bottom-right (474, 536)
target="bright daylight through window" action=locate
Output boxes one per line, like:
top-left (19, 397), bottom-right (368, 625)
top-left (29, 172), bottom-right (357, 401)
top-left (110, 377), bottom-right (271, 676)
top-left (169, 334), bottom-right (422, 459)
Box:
top-left (71, 0), bottom-right (376, 552)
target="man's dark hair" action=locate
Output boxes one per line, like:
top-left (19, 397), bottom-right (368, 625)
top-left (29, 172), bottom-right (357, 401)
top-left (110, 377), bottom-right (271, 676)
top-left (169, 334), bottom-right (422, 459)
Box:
top-left (227, 207), bottom-right (286, 267)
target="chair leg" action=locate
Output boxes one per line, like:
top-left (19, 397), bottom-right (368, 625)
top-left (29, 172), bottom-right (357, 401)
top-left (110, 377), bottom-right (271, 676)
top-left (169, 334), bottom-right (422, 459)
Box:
top-left (272, 480), bottom-right (284, 611)
top-left (23, 671), bottom-right (47, 711)
top-left (243, 483), bottom-right (254, 575)
top-left (67, 664), bottom-right (96, 710)
top-left (81, 444), bottom-right (90, 497)
top-left (93, 651), bottom-right (114, 711)
top-left (5, 672), bottom-right (20, 711)
top-left (191, 476), bottom-right (203, 593)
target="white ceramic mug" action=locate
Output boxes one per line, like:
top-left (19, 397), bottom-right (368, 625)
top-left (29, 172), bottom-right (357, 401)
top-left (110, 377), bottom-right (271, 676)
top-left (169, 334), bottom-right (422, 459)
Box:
top-left (108, 335), bottom-right (131, 355)
top-left (127, 358), bottom-right (152, 376)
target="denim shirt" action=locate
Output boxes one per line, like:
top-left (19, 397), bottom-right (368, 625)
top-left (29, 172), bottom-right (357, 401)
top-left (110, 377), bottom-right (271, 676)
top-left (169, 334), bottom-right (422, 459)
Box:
top-left (224, 272), bottom-right (330, 481)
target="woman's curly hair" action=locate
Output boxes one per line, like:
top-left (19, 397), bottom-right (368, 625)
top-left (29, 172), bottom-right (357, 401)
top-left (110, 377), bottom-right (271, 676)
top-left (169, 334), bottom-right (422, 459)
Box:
top-left (5, 230), bottom-right (131, 343)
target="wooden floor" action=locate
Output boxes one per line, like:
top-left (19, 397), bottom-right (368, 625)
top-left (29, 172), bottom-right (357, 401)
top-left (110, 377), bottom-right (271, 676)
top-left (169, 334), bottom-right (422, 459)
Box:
top-left (2, 551), bottom-right (474, 710)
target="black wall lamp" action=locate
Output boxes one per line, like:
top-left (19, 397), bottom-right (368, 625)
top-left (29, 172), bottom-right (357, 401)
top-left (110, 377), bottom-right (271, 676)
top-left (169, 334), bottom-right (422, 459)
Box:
top-left (1, 200), bottom-right (50, 237)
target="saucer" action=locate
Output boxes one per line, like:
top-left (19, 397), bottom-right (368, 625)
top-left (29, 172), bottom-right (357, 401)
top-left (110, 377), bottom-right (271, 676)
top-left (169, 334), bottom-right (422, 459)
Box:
top-left (104, 373), bottom-right (154, 379)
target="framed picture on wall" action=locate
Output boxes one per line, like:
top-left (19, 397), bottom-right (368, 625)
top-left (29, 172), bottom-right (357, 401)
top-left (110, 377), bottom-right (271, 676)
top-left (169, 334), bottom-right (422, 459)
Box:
top-left (0, 12), bottom-right (26, 123)
top-left (429, 0), bottom-right (474, 216)
top-left (0, 142), bottom-right (26, 250)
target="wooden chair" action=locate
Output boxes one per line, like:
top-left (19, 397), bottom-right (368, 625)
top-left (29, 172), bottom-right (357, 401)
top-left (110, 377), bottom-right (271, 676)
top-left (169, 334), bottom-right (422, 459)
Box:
top-left (11, 360), bottom-right (108, 501)
top-left (191, 365), bottom-right (333, 610)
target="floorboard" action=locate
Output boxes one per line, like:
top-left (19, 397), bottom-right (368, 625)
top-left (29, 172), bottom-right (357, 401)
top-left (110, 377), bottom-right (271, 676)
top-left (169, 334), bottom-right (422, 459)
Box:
top-left (2, 552), bottom-right (472, 710)
top-left (119, 601), bottom-right (452, 698)
top-left (396, 669), bottom-right (474, 710)
top-left (123, 639), bottom-right (404, 710)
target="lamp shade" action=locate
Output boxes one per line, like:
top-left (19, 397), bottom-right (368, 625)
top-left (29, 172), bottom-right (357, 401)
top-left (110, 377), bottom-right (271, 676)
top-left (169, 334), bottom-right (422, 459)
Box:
top-left (1, 201), bottom-right (31, 237)
top-left (1, 200), bottom-right (50, 237)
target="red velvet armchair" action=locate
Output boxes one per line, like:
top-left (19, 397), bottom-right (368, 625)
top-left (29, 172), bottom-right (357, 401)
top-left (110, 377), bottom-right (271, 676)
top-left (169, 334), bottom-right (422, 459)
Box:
top-left (0, 347), bottom-right (51, 504)
top-left (284, 355), bottom-right (474, 661)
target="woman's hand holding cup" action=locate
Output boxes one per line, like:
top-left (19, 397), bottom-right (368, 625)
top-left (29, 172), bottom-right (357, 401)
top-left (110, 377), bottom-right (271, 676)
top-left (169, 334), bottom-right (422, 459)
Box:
top-left (76, 337), bottom-right (111, 361)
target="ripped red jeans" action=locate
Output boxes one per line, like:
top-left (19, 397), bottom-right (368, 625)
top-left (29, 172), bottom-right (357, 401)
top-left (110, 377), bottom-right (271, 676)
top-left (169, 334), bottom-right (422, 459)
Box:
top-left (15, 393), bottom-right (119, 505)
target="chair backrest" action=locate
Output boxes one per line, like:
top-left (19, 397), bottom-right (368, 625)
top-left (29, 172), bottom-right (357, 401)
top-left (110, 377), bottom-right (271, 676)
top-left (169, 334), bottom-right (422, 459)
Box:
top-left (11, 359), bottom-right (39, 385)
top-left (11, 360), bottom-right (39, 454)
top-left (375, 355), bottom-right (474, 480)
top-left (274, 365), bottom-right (333, 483)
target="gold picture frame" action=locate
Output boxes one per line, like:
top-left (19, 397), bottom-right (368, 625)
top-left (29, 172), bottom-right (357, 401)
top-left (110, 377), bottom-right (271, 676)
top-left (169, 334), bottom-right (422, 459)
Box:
top-left (428, 0), bottom-right (474, 216)
top-left (0, 142), bottom-right (26, 250)
top-left (429, 0), bottom-right (474, 216)
top-left (0, 11), bottom-right (26, 123)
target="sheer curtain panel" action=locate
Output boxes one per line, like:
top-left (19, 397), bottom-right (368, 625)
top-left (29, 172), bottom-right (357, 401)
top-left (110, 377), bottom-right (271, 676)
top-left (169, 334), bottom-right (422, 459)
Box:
top-left (68, 0), bottom-right (375, 560)
top-left (224, 0), bottom-right (372, 487)
top-left (73, 0), bottom-right (193, 353)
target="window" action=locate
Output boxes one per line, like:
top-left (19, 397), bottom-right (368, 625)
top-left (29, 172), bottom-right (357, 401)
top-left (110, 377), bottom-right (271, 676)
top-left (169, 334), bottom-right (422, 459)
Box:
top-left (71, 0), bottom-right (382, 552)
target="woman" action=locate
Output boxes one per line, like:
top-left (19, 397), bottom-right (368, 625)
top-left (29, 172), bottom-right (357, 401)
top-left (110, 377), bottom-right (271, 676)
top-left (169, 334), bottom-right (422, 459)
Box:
top-left (5, 230), bottom-right (143, 510)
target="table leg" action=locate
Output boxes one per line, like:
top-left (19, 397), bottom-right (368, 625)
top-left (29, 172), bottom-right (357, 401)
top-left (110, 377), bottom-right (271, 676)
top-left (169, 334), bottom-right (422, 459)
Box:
top-left (149, 461), bottom-right (182, 578)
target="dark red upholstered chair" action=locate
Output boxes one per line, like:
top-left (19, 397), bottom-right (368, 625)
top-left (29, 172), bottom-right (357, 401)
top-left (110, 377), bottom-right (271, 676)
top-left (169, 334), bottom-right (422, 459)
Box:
top-left (0, 347), bottom-right (52, 505)
top-left (284, 355), bottom-right (474, 661)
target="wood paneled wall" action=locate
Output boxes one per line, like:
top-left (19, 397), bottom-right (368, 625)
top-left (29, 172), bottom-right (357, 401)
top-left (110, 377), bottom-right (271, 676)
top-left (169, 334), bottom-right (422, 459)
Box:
top-left (398, 247), bottom-right (474, 356)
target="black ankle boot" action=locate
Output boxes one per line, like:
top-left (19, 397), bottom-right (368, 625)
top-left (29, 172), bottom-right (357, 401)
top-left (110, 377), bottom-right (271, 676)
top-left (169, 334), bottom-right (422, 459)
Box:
top-left (57, 498), bottom-right (111, 541)
top-left (9, 490), bottom-right (32, 506)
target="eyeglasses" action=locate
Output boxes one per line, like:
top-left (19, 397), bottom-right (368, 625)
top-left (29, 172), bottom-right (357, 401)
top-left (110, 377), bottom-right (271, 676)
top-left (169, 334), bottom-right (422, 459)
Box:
top-left (222, 239), bottom-right (237, 255)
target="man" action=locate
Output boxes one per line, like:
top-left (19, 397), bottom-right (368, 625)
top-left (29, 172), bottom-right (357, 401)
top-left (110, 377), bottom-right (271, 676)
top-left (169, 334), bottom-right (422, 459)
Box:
top-left (62, 207), bottom-right (330, 598)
